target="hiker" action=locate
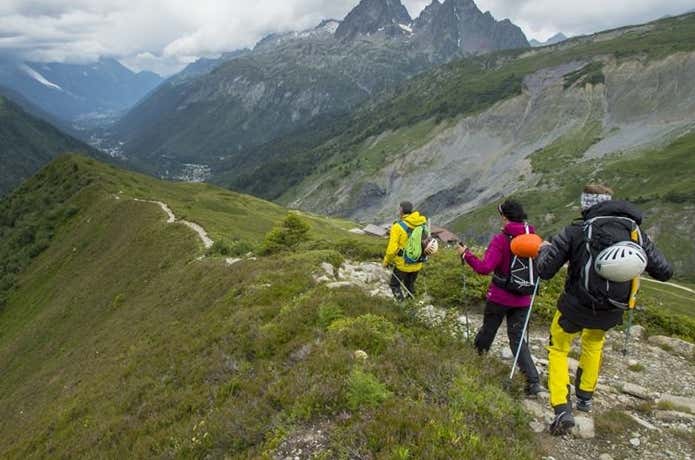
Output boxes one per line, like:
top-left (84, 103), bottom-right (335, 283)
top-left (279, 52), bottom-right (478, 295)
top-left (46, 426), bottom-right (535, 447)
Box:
top-left (537, 184), bottom-right (673, 435)
top-left (456, 199), bottom-right (542, 396)
top-left (383, 201), bottom-right (429, 300)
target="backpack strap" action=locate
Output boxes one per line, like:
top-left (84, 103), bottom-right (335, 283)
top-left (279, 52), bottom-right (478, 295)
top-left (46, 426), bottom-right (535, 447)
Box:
top-left (398, 221), bottom-right (412, 235)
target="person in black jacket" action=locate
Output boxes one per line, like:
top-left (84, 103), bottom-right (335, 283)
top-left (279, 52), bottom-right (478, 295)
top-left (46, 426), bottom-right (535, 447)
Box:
top-left (537, 184), bottom-right (673, 435)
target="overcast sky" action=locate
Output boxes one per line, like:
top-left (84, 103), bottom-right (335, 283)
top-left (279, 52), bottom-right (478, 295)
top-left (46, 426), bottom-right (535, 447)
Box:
top-left (0, 0), bottom-right (693, 76)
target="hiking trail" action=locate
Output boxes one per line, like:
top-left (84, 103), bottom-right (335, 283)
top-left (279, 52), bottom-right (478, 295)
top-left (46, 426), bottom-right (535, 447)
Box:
top-left (315, 261), bottom-right (695, 460)
top-left (641, 277), bottom-right (695, 295)
top-left (132, 198), bottom-right (214, 249)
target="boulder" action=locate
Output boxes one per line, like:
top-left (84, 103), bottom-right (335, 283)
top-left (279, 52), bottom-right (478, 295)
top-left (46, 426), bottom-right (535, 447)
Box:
top-left (320, 262), bottom-right (335, 277)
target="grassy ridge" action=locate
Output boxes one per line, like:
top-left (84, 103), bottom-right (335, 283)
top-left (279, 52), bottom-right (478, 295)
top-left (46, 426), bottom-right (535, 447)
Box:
top-left (0, 156), bottom-right (541, 458)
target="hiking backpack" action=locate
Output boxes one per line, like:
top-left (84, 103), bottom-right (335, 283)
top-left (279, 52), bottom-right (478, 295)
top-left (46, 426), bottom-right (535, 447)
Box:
top-left (579, 216), bottom-right (644, 310)
top-left (398, 221), bottom-right (432, 264)
top-left (493, 224), bottom-right (540, 296)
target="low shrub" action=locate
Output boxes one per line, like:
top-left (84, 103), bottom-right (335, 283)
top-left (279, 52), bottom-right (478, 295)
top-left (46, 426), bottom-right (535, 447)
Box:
top-left (345, 368), bottom-right (392, 410)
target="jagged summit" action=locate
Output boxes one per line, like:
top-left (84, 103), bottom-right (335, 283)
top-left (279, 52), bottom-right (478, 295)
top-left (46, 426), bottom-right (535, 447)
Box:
top-left (412, 0), bottom-right (528, 55)
top-left (335, 0), bottom-right (413, 40)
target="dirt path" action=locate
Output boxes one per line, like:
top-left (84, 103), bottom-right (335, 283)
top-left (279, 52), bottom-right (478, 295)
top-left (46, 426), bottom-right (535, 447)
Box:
top-left (133, 199), bottom-right (214, 249)
top-left (641, 277), bottom-right (695, 295)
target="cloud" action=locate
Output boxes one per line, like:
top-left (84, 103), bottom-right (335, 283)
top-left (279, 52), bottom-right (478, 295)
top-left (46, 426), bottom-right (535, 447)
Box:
top-left (475, 0), bottom-right (695, 40)
top-left (0, 0), bottom-right (693, 75)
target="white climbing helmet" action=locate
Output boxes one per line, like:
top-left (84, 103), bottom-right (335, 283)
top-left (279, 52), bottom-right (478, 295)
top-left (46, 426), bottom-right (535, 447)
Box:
top-left (425, 238), bottom-right (439, 256)
top-left (594, 241), bottom-right (647, 283)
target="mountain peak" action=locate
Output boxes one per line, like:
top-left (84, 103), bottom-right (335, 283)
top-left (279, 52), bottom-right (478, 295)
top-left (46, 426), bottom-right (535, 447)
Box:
top-left (335, 0), bottom-right (412, 40)
top-left (413, 0), bottom-right (528, 55)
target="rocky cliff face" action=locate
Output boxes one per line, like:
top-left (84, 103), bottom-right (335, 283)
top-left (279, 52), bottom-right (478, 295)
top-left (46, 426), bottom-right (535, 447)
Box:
top-left (413, 0), bottom-right (528, 59)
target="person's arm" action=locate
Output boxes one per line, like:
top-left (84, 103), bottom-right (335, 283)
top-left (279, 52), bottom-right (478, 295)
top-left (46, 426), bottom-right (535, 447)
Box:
top-left (642, 234), bottom-right (673, 281)
top-left (537, 226), bottom-right (574, 280)
top-left (382, 224), bottom-right (400, 267)
top-left (463, 236), bottom-right (504, 275)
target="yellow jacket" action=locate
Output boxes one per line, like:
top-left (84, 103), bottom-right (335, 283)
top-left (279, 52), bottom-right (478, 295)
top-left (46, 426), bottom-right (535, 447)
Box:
top-left (382, 211), bottom-right (428, 272)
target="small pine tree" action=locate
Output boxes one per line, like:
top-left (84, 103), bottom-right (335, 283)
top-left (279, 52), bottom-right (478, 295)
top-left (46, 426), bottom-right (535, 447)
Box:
top-left (261, 213), bottom-right (311, 254)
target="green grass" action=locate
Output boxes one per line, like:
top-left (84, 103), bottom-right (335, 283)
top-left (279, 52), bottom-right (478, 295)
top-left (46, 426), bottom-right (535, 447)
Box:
top-left (0, 156), bottom-right (542, 458)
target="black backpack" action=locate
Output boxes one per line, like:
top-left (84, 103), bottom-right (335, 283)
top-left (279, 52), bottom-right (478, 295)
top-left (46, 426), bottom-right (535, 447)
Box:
top-left (578, 216), bottom-right (643, 310)
top-left (492, 224), bottom-right (540, 296)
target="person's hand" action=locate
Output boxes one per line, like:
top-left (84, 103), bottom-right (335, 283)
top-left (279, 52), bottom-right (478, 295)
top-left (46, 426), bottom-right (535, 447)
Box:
top-left (456, 244), bottom-right (468, 256)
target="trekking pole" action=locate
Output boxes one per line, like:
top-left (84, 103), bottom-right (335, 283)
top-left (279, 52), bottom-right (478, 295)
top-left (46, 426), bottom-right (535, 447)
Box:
top-left (623, 309), bottom-right (634, 356)
top-left (392, 271), bottom-right (416, 300)
top-left (461, 271), bottom-right (471, 342)
top-left (510, 280), bottom-right (541, 381)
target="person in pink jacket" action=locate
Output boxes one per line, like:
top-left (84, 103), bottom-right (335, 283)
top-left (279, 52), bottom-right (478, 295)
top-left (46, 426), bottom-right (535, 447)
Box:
top-left (457, 199), bottom-right (541, 396)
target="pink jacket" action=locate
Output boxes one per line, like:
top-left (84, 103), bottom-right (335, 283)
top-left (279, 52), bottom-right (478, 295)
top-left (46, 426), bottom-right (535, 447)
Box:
top-left (463, 222), bottom-right (535, 308)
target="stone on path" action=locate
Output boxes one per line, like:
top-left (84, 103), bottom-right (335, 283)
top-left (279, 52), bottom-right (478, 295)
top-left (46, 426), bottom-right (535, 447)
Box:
top-left (326, 281), bottom-right (353, 289)
top-left (621, 383), bottom-right (652, 400)
top-left (629, 437), bottom-right (641, 448)
top-left (598, 454), bottom-right (614, 460)
top-left (658, 394), bottom-right (695, 414)
top-left (654, 410), bottom-right (695, 423)
top-left (529, 420), bottom-right (545, 433)
top-left (523, 400), bottom-right (547, 419)
top-left (627, 413), bottom-right (659, 431)
top-left (630, 325), bottom-right (646, 340)
top-left (647, 336), bottom-right (695, 356)
top-left (571, 415), bottom-right (595, 439)
top-left (568, 357), bottom-right (579, 375)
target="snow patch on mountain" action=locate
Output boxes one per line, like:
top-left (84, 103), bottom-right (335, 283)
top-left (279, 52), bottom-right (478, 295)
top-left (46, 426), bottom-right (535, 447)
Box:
top-left (21, 65), bottom-right (63, 91)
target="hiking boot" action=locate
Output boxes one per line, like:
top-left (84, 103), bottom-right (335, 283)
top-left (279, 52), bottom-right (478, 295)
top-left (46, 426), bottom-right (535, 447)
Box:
top-left (576, 397), bottom-right (593, 413)
top-left (525, 382), bottom-right (542, 397)
top-left (549, 408), bottom-right (575, 436)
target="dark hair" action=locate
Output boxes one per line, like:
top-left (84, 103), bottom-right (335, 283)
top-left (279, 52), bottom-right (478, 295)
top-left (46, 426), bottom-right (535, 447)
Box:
top-left (400, 201), bottom-right (413, 214)
top-left (498, 199), bottom-right (527, 223)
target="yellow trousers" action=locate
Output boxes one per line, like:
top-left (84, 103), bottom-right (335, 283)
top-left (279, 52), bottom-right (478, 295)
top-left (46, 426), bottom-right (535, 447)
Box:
top-left (547, 311), bottom-right (606, 408)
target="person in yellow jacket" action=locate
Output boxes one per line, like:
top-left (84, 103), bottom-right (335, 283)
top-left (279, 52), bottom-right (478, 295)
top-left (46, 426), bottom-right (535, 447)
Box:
top-left (382, 201), bottom-right (428, 300)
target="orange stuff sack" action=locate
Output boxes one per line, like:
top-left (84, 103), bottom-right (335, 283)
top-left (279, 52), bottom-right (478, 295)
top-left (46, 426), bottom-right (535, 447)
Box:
top-left (510, 233), bottom-right (543, 258)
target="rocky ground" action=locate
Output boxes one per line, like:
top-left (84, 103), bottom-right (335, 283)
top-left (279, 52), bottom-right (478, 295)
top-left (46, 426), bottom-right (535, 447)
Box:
top-left (311, 261), bottom-right (695, 460)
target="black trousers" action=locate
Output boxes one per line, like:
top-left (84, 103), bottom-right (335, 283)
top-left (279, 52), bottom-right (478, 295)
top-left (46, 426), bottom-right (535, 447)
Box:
top-left (389, 268), bottom-right (418, 300)
top-left (475, 301), bottom-right (540, 385)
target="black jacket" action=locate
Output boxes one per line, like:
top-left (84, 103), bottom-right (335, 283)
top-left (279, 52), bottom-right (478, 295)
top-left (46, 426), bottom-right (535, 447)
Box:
top-left (537, 200), bottom-right (673, 330)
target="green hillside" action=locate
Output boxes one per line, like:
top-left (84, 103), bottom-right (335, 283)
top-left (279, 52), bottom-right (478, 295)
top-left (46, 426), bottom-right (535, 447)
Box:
top-left (2, 156), bottom-right (693, 457)
top-left (0, 95), bottom-right (97, 196)
top-left (0, 156), bottom-right (542, 458)
top-left (450, 131), bottom-right (695, 281)
top-left (228, 13), bottom-right (695, 199)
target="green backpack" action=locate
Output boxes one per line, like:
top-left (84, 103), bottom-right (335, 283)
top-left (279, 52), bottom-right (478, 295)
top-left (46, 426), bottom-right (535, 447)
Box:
top-left (398, 221), bottom-right (430, 264)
